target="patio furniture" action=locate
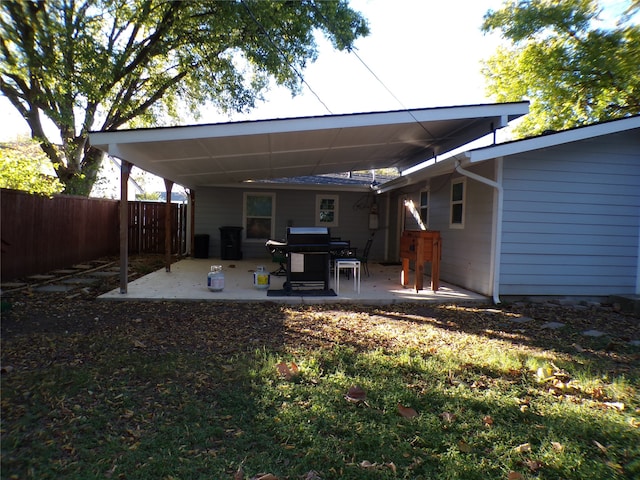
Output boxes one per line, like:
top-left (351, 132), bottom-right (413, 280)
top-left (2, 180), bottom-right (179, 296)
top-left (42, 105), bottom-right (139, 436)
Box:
top-left (400, 230), bottom-right (441, 292)
top-left (330, 239), bottom-right (356, 275)
top-left (357, 233), bottom-right (375, 276)
top-left (266, 239), bottom-right (287, 276)
top-left (334, 259), bottom-right (361, 294)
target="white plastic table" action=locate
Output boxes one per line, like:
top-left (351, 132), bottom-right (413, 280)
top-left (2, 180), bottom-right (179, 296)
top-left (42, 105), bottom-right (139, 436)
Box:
top-left (334, 259), bottom-right (361, 294)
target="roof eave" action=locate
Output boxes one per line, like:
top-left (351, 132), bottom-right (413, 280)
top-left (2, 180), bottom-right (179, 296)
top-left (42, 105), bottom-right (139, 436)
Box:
top-left (375, 115), bottom-right (640, 195)
top-left (467, 115), bottom-right (640, 163)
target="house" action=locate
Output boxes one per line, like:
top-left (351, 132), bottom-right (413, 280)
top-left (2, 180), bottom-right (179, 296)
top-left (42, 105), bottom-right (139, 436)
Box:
top-left (89, 103), bottom-right (639, 300)
top-left (377, 115), bottom-right (640, 301)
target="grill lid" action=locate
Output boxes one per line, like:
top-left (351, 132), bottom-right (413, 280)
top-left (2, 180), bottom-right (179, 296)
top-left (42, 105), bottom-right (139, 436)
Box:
top-left (286, 227), bottom-right (330, 246)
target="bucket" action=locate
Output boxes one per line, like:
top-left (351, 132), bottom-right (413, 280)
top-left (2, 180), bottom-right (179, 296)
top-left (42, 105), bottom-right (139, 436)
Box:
top-left (253, 265), bottom-right (270, 289)
top-left (207, 265), bottom-right (224, 291)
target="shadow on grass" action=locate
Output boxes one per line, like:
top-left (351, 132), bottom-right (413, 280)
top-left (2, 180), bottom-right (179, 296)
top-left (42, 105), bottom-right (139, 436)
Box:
top-left (3, 334), bottom-right (638, 479)
top-left (1, 300), bottom-right (639, 478)
top-left (374, 303), bottom-right (639, 369)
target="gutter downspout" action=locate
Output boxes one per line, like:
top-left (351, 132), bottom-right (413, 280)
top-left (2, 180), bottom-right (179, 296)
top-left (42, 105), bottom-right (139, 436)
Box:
top-left (455, 159), bottom-right (503, 305)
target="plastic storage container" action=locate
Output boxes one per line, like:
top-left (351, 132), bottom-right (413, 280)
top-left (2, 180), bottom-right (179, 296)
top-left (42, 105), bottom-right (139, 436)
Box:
top-left (219, 226), bottom-right (243, 260)
top-left (194, 234), bottom-right (209, 258)
top-left (253, 265), bottom-right (270, 289)
top-left (207, 265), bottom-right (224, 291)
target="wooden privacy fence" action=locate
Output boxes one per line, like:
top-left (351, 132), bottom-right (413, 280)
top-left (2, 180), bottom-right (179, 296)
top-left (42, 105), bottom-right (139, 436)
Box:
top-left (1, 189), bottom-right (187, 281)
top-left (128, 200), bottom-right (187, 255)
top-left (1, 189), bottom-right (119, 281)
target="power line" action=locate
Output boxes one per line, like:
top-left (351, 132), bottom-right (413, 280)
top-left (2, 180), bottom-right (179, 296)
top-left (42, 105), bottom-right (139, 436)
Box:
top-left (239, 0), bottom-right (333, 115)
top-left (241, 0), bottom-right (437, 152)
top-left (310, 4), bottom-right (437, 141)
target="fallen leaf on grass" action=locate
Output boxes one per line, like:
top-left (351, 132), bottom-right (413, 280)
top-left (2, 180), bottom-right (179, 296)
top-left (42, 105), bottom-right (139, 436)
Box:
top-left (590, 386), bottom-right (606, 400)
top-left (483, 415), bottom-right (494, 426)
top-left (439, 411), bottom-right (456, 423)
top-left (507, 472), bottom-right (524, 480)
top-left (457, 440), bottom-right (472, 453)
top-left (551, 441), bottom-right (564, 452)
top-left (605, 461), bottom-right (625, 475)
top-left (133, 339), bottom-right (146, 348)
top-left (301, 471), bottom-right (322, 480)
top-left (507, 368), bottom-right (522, 378)
top-left (536, 366), bottom-right (554, 382)
top-left (514, 443), bottom-right (531, 453)
top-left (251, 474), bottom-right (278, 480)
top-left (358, 461), bottom-right (396, 472)
top-left (345, 385), bottom-right (366, 402)
top-left (276, 362), bottom-right (299, 380)
top-left (397, 402), bottom-right (418, 419)
top-left (526, 459), bottom-right (543, 472)
top-left (593, 440), bottom-right (608, 453)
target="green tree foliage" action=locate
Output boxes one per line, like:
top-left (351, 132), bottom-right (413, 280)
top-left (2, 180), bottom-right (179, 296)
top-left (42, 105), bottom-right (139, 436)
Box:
top-left (135, 191), bottom-right (161, 201)
top-left (481, 0), bottom-right (640, 136)
top-left (0, 140), bottom-right (64, 196)
top-left (0, 0), bottom-right (369, 196)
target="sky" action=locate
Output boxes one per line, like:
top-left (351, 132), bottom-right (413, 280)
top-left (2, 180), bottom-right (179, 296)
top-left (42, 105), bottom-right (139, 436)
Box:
top-left (0, 0), bottom-right (509, 141)
top-left (187, 0), bottom-right (509, 123)
top-left (0, 0), bottom-right (633, 195)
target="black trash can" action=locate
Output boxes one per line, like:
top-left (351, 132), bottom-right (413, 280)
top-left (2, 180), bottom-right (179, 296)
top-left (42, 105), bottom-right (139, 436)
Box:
top-left (219, 226), bottom-right (243, 260)
top-left (194, 234), bottom-right (209, 258)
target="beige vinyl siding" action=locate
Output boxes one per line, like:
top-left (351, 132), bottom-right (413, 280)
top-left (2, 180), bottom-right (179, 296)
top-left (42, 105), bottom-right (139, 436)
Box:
top-left (195, 186), bottom-right (384, 260)
top-left (416, 162), bottom-right (496, 295)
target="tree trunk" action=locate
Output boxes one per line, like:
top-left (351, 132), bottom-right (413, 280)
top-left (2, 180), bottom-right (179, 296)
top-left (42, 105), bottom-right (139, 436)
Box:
top-left (59, 146), bottom-right (105, 196)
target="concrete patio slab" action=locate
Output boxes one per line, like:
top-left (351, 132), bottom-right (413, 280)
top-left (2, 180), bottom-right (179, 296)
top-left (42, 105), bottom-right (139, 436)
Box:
top-left (99, 258), bottom-right (489, 305)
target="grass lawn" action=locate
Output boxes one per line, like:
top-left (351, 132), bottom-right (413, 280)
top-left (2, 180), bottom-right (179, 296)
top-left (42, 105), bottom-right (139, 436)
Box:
top-left (1, 300), bottom-right (639, 479)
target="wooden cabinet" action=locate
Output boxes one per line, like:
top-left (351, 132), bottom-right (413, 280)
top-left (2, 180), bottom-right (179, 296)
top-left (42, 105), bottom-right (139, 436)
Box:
top-left (400, 230), bottom-right (441, 292)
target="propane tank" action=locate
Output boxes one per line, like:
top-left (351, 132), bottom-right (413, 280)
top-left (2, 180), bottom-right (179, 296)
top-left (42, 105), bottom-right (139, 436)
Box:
top-left (253, 265), bottom-right (270, 289)
top-left (207, 265), bottom-right (224, 291)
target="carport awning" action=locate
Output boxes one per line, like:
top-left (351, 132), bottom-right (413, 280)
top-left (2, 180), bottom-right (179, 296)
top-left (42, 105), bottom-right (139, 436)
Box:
top-left (89, 102), bottom-right (528, 189)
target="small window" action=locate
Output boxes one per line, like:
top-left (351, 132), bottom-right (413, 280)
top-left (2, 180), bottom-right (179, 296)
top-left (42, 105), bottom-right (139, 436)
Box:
top-left (450, 178), bottom-right (465, 228)
top-left (316, 194), bottom-right (339, 227)
top-left (419, 189), bottom-right (429, 228)
top-left (244, 192), bottom-right (275, 240)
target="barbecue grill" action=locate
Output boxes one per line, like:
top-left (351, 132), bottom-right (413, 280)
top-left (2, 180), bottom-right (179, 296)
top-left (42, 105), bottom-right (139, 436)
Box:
top-left (283, 227), bottom-right (331, 291)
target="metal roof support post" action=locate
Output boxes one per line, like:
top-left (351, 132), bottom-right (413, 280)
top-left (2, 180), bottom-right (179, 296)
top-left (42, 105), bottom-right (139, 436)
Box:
top-left (164, 179), bottom-right (174, 272)
top-left (455, 159), bottom-right (503, 305)
top-left (120, 160), bottom-right (133, 294)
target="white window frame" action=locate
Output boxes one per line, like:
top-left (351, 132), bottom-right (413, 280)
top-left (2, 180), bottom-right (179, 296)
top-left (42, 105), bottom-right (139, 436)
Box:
top-left (315, 194), bottom-right (339, 227)
top-left (419, 188), bottom-right (429, 229)
top-left (450, 178), bottom-right (466, 229)
top-left (243, 192), bottom-right (275, 241)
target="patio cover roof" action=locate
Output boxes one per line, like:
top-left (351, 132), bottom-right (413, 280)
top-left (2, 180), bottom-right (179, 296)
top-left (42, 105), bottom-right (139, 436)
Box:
top-left (89, 102), bottom-right (529, 190)
top-left (374, 114), bottom-right (640, 193)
